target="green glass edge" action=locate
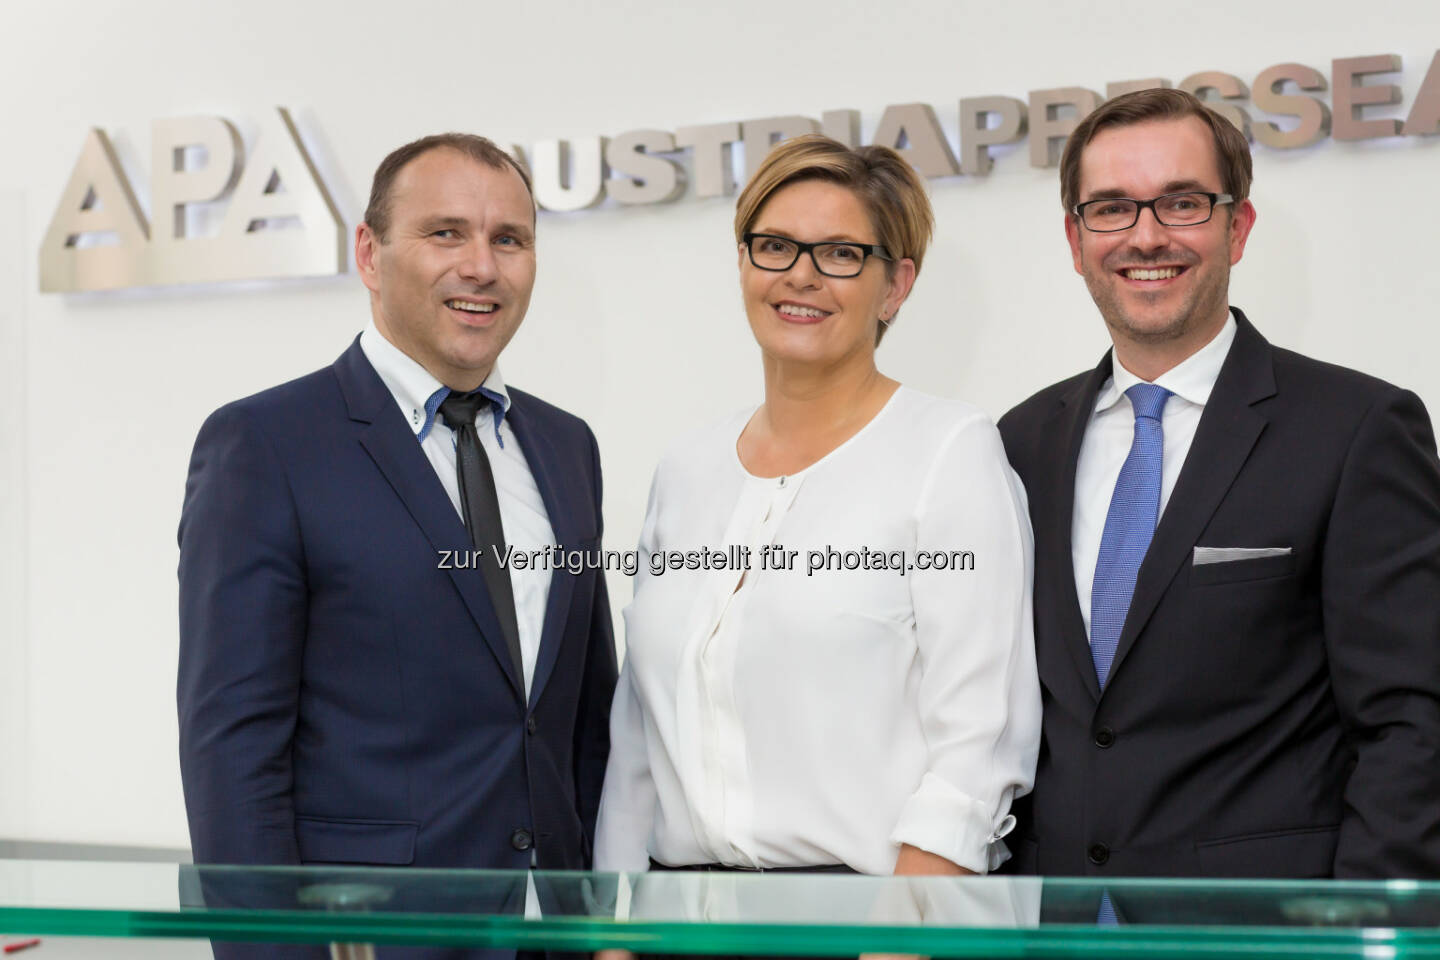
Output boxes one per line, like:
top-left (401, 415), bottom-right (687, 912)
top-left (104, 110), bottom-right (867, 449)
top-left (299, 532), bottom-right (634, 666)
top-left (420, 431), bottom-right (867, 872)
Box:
top-left (4, 907), bottom-right (1440, 957)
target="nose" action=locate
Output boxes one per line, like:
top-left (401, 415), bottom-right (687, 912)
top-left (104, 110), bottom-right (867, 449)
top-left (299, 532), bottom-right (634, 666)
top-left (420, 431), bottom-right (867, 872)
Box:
top-left (457, 238), bottom-right (499, 285)
top-left (1127, 205), bottom-right (1170, 253)
top-left (783, 249), bottom-right (823, 288)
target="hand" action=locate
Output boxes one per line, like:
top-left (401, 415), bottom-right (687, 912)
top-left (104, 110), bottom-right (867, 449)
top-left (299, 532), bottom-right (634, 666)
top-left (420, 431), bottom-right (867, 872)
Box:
top-left (865, 846), bottom-right (971, 960)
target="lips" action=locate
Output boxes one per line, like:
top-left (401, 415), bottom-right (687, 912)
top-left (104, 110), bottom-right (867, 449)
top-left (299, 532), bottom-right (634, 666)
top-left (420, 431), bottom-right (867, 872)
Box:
top-left (773, 301), bottom-right (832, 324)
top-left (444, 298), bottom-right (500, 324)
top-left (1116, 264), bottom-right (1189, 286)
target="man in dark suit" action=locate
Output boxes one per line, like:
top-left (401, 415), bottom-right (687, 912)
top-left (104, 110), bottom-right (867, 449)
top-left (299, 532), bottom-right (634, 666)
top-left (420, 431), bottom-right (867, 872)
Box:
top-left (178, 132), bottom-right (617, 908)
top-left (998, 89), bottom-right (1440, 879)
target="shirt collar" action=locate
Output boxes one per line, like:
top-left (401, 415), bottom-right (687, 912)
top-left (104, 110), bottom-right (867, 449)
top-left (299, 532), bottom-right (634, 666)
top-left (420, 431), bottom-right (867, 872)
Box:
top-left (358, 321), bottom-right (511, 445)
top-left (1094, 310), bottom-right (1238, 414)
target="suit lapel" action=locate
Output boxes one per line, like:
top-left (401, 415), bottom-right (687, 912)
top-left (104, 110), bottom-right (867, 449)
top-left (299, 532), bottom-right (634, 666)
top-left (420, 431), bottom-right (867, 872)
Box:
top-left (332, 340), bottom-right (525, 701)
top-left (1052, 356), bottom-right (1113, 702)
top-left (1105, 311), bottom-right (1276, 684)
top-left (505, 396), bottom-right (581, 708)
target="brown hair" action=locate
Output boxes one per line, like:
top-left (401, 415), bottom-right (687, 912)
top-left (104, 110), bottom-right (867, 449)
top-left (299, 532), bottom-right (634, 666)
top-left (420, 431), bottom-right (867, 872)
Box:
top-left (363, 133), bottom-right (535, 241)
top-left (1060, 88), bottom-right (1253, 215)
top-left (734, 134), bottom-right (933, 341)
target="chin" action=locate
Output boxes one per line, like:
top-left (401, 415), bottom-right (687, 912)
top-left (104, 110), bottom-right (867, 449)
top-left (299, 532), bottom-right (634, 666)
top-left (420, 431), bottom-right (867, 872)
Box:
top-left (761, 332), bottom-right (835, 365)
top-left (1115, 315), bottom-right (1190, 343)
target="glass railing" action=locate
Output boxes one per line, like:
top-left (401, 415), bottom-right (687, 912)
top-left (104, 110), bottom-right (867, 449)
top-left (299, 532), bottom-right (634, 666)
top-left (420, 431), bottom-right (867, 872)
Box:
top-left (1, 859), bottom-right (1439, 956)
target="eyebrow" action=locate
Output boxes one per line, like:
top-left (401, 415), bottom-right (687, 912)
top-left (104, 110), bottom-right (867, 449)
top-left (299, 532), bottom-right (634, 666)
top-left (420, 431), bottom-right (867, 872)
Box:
top-left (1082, 179), bottom-right (1215, 202)
top-left (493, 221), bottom-right (535, 241)
top-left (417, 216), bottom-right (471, 232)
top-left (752, 227), bottom-right (876, 245)
top-left (416, 216), bottom-right (535, 241)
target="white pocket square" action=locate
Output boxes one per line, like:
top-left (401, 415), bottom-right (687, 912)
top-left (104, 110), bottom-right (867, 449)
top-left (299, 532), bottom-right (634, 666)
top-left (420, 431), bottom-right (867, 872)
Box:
top-left (1193, 546), bottom-right (1293, 565)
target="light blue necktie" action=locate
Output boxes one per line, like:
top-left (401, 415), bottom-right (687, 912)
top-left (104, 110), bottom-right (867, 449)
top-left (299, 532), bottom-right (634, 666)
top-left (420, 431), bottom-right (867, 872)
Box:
top-left (1090, 383), bottom-right (1171, 690)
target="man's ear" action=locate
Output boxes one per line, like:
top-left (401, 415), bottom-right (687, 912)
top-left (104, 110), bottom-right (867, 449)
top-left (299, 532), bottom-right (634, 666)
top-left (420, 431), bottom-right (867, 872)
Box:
top-left (1228, 199), bottom-right (1257, 266)
top-left (1065, 213), bottom-right (1084, 276)
top-left (356, 223), bottom-right (382, 294)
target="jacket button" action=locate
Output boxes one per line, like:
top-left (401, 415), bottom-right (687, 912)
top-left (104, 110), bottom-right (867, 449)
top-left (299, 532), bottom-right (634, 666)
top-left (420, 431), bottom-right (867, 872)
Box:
top-left (526, 716), bottom-right (538, 735)
top-left (1088, 843), bottom-right (1110, 865)
top-left (511, 828), bottom-right (533, 852)
top-left (1094, 727), bottom-right (1115, 748)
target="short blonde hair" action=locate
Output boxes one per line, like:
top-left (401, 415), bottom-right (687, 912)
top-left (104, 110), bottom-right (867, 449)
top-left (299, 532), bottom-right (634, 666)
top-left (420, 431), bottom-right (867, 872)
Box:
top-left (734, 135), bottom-right (934, 341)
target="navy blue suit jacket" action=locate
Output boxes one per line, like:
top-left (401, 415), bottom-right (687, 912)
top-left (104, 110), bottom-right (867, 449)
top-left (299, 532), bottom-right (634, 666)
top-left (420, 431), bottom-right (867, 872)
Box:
top-left (178, 338), bottom-right (617, 877)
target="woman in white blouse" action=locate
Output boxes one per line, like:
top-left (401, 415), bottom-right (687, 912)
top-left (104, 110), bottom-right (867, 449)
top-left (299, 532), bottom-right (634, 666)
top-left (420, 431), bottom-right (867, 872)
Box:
top-left (594, 135), bottom-right (1041, 878)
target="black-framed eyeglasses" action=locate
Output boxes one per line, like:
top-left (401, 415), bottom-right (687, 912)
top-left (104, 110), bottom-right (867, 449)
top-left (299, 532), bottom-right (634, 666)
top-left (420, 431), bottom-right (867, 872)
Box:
top-left (742, 232), bottom-right (892, 278)
top-left (1073, 192), bottom-right (1234, 232)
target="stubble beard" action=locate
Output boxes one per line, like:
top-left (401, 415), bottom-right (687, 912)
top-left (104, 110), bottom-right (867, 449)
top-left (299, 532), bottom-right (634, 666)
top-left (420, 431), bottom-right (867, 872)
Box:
top-left (1083, 254), bottom-right (1230, 351)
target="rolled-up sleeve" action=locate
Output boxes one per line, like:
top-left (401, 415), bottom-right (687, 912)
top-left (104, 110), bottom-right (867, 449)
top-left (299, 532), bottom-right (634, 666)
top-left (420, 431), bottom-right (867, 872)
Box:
top-left (890, 414), bottom-right (1042, 873)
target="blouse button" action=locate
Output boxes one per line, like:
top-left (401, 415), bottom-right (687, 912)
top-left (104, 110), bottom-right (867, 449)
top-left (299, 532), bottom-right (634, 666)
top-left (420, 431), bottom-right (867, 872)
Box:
top-left (778, 476), bottom-right (788, 488)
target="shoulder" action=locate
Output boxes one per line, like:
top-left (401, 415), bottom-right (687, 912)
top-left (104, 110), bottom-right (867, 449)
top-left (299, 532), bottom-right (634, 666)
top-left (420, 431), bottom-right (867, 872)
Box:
top-left (990, 369), bottom-right (1093, 487)
top-left (648, 408), bottom-right (748, 477)
top-left (507, 385), bottom-right (599, 450)
top-left (199, 365), bottom-right (342, 444)
top-left (883, 387), bottom-right (1017, 465)
top-left (998, 370), bottom-right (1091, 437)
top-left (647, 407), bottom-right (753, 489)
top-left (1270, 346), bottom-right (1412, 411)
top-left (890, 386), bottom-right (1022, 478)
top-left (1262, 349), bottom-right (1437, 474)
top-left (892, 386), bottom-right (995, 435)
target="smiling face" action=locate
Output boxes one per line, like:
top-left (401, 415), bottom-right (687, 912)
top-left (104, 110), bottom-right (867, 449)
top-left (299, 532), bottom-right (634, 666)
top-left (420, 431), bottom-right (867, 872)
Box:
top-left (1065, 116), bottom-right (1255, 367)
top-left (355, 147), bottom-right (536, 390)
top-left (740, 179), bottom-right (915, 371)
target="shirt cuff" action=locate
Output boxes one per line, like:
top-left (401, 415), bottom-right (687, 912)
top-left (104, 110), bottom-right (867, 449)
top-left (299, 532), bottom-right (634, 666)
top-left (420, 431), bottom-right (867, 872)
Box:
top-left (593, 809), bottom-right (654, 873)
top-left (889, 772), bottom-right (1016, 874)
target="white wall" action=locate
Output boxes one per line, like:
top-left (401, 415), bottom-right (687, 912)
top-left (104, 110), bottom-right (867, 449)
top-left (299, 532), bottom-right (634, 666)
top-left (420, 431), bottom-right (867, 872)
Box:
top-left (1, 0), bottom-right (1438, 850)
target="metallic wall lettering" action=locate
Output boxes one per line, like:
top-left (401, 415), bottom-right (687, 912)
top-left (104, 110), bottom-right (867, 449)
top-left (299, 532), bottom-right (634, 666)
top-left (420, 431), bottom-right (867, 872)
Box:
top-left (41, 107), bottom-right (343, 293)
top-left (1179, 71), bottom-right (1253, 139)
top-left (742, 116), bottom-right (819, 181)
top-left (872, 103), bottom-right (960, 178)
top-left (44, 49), bottom-right (1440, 286)
top-left (605, 130), bottom-right (684, 206)
top-left (43, 128), bottom-right (150, 259)
top-left (1252, 63), bottom-right (1332, 149)
top-left (821, 110), bottom-right (860, 147)
top-left (1332, 54), bottom-right (1404, 140)
top-left (151, 117), bottom-right (242, 244)
top-left (1028, 87), bottom-right (1102, 167)
top-left (958, 97), bottom-right (1027, 175)
top-left (1403, 50), bottom-right (1440, 135)
top-left (531, 138), bottom-right (607, 212)
top-left (673, 122), bottom-right (741, 199)
top-left (1106, 78), bottom-right (1172, 98)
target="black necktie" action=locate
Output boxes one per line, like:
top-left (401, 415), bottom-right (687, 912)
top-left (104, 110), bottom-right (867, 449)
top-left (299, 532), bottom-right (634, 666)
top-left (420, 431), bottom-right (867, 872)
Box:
top-left (439, 391), bottom-right (524, 686)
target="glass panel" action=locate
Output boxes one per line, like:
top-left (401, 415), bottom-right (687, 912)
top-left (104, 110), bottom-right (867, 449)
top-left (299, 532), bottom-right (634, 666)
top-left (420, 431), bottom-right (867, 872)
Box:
top-left (2, 860), bottom-right (1440, 956)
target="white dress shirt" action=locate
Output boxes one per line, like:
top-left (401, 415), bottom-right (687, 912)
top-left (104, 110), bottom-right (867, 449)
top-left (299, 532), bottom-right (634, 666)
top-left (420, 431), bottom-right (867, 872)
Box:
top-left (1072, 313), bottom-right (1237, 636)
top-left (359, 322), bottom-right (554, 696)
top-left (594, 387), bottom-right (1041, 875)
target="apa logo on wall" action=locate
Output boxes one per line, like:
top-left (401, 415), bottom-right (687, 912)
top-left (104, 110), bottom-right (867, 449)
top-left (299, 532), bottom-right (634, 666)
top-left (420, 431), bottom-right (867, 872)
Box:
top-left (40, 108), bottom-right (344, 293)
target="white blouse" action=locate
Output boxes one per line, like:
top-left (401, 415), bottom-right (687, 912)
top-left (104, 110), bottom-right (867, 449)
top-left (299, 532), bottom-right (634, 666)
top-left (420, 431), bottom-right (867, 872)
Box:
top-left (593, 387), bottom-right (1041, 875)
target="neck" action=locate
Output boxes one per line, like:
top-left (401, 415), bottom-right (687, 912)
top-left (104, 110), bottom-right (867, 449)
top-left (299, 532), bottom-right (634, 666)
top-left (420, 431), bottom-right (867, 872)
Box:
top-left (372, 308), bottom-right (489, 393)
top-left (1112, 303), bottom-right (1230, 382)
top-left (758, 352), bottom-right (890, 440)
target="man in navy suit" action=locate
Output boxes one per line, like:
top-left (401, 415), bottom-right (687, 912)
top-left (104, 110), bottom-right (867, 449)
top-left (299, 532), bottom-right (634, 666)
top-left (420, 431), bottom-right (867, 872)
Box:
top-left (178, 133), bottom-right (617, 904)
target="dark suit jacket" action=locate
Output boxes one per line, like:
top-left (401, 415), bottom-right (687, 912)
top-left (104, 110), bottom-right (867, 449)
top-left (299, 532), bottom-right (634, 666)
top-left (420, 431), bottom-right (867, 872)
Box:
top-left (998, 309), bottom-right (1440, 879)
top-left (178, 338), bottom-right (617, 882)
